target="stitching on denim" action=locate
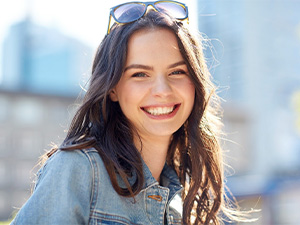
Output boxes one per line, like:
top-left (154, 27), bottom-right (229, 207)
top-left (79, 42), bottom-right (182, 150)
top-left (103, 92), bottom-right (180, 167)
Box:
top-left (82, 149), bottom-right (99, 220)
top-left (91, 211), bottom-right (142, 225)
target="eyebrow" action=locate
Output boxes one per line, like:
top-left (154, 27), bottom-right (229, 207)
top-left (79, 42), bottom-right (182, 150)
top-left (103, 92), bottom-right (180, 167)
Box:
top-left (168, 61), bottom-right (186, 69)
top-left (123, 64), bottom-right (153, 72)
top-left (123, 61), bottom-right (186, 72)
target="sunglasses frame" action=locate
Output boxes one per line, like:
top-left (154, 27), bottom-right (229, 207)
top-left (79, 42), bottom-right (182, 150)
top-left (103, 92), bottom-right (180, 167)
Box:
top-left (107, 0), bottom-right (189, 34)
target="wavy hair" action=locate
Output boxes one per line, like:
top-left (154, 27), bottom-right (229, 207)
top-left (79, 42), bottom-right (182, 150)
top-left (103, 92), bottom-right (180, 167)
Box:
top-left (47, 11), bottom-right (246, 224)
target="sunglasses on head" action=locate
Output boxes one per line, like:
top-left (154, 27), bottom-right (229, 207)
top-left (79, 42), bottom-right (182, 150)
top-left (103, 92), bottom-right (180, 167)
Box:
top-left (107, 1), bottom-right (189, 34)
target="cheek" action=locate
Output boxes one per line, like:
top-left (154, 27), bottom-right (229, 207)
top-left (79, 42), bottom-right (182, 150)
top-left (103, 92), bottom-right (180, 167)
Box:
top-left (188, 87), bottom-right (196, 109)
top-left (116, 83), bottom-right (143, 110)
top-left (179, 80), bottom-right (195, 102)
top-left (183, 82), bottom-right (196, 115)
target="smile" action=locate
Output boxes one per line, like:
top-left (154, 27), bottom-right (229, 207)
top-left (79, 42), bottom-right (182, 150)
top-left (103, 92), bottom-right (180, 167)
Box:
top-left (142, 104), bottom-right (179, 116)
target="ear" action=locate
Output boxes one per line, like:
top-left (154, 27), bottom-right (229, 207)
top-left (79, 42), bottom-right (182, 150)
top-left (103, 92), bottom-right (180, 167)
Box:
top-left (109, 89), bottom-right (119, 102)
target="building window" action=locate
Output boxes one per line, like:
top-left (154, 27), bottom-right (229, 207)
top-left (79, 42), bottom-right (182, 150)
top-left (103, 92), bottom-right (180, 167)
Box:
top-left (0, 191), bottom-right (9, 219)
top-left (0, 130), bottom-right (9, 156)
top-left (12, 161), bottom-right (36, 189)
top-left (13, 98), bottom-right (43, 126)
top-left (0, 162), bottom-right (8, 188)
top-left (13, 130), bottom-right (42, 158)
top-left (0, 95), bottom-right (10, 123)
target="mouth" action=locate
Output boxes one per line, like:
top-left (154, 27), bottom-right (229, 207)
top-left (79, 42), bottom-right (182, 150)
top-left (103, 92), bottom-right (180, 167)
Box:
top-left (141, 104), bottom-right (180, 116)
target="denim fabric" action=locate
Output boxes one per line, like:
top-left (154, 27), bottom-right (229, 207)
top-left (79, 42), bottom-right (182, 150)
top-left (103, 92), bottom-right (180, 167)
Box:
top-left (11, 148), bottom-right (183, 225)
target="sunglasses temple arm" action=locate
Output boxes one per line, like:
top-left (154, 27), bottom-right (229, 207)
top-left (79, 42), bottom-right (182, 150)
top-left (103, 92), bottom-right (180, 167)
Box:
top-left (107, 13), bottom-right (112, 34)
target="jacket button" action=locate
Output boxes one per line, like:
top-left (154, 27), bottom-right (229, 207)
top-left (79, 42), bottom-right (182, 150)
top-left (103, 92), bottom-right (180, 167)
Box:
top-left (148, 195), bottom-right (162, 201)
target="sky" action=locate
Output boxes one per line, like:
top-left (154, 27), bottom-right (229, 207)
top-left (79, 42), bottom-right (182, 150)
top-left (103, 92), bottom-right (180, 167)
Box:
top-left (0, 0), bottom-right (116, 48)
top-left (0, 0), bottom-right (198, 82)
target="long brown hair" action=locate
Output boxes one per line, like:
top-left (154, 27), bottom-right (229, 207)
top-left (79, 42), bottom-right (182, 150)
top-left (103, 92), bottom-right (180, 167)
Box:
top-left (47, 11), bottom-right (243, 224)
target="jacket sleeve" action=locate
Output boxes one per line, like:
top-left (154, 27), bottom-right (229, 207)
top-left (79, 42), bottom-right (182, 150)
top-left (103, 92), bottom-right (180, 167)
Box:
top-left (11, 150), bottom-right (94, 225)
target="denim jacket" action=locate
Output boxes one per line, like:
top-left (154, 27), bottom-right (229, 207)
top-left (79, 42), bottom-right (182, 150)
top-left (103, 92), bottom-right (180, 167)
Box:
top-left (11, 148), bottom-right (183, 225)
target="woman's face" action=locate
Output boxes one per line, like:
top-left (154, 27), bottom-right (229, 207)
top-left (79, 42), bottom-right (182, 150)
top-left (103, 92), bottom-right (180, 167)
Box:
top-left (110, 28), bottom-right (195, 141)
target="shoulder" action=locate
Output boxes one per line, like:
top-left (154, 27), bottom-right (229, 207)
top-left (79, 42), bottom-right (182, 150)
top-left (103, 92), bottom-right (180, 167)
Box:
top-left (11, 148), bottom-right (104, 224)
top-left (41, 148), bottom-right (100, 172)
top-left (35, 148), bottom-right (103, 189)
top-left (45, 148), bottom-right (99, 166)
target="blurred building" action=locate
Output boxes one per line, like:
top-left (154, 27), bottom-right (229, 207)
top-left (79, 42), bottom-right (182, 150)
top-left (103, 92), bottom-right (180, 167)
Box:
top-left (1, 18), bottom-right (92, 96)
top-left (0, 90), bottom-right (77, 219)
top-left (197, 0), bottom-right (300, 224)
top-left (0, 18), bottom-right (92, 220)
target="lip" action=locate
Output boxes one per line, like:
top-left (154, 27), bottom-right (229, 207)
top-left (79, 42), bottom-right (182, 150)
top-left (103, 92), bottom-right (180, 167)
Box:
top-left (141, 103), bottom-right (181, 120)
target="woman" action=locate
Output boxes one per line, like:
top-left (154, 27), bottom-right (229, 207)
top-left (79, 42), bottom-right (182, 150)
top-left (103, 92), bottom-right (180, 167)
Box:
top-left (12, 1), bottom-right (248, 224)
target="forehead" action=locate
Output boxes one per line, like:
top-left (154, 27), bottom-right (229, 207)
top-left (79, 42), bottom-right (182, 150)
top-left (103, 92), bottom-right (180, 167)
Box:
top-left (126, 28), bottom-right (183, 64)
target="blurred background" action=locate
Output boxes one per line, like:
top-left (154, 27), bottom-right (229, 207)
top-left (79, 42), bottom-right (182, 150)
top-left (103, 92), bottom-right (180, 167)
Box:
top-left (0, 0), bottom-right (300, 224)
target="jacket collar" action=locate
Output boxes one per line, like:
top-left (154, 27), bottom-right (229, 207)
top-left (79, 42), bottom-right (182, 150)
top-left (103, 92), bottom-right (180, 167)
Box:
top-left (142, 159), bottom-right (183, 199)
top-left (117, 157), bottom-right (183, 198)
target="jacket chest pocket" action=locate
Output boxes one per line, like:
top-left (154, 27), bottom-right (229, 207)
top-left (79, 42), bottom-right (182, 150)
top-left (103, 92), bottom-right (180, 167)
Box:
top-left (90, 211), bottom-right (142, 225)
top-left (93, 220), bottom-right (130, 225)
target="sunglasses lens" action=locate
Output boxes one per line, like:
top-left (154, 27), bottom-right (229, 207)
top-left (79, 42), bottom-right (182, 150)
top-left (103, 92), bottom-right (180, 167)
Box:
top-left (155, 2), bottom-right (187, 19)
top-left (113, 4), bottom-right (146, 23)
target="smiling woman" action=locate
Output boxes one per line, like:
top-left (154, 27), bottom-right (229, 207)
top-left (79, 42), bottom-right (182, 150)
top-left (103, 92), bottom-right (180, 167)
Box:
top-left (109, 28), bottom-right (195, 181)
top-left (10, 1), bottom-right (252, 225)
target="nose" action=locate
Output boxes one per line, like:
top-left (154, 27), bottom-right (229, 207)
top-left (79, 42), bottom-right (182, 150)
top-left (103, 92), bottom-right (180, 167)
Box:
top-left (151, 75), bottom-right (172, 97)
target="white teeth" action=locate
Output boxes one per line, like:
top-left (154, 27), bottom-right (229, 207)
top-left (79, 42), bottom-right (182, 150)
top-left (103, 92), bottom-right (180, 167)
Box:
top-left (144, 106), bottom-right (175, 115)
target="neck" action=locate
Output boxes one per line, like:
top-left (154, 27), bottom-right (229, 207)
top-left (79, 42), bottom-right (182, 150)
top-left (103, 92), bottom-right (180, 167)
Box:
top-left (134, 134), bottom-right (171, 182)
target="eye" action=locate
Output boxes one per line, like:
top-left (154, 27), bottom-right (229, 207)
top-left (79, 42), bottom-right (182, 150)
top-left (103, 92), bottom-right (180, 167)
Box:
top-left (170, 70), bottom-right (187, 76)
top-left (131, 72), bottom-right (147, 78)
